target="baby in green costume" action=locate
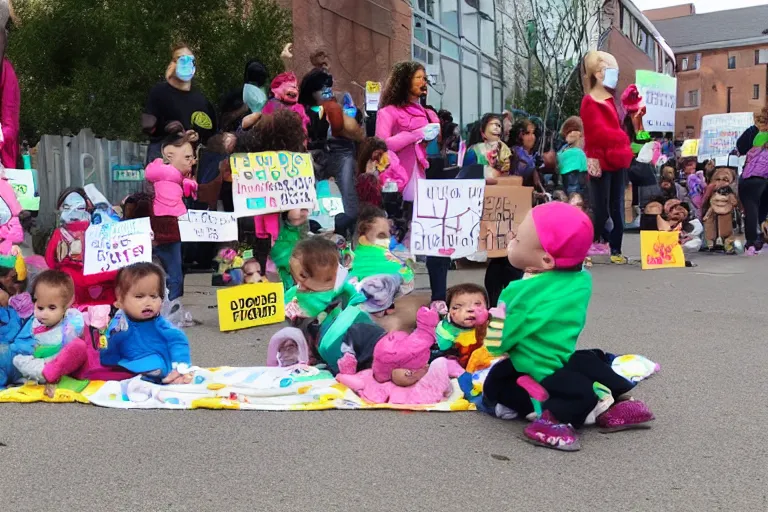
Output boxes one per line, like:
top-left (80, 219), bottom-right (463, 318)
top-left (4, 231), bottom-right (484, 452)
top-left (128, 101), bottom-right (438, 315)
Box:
top-left (270, 209), bottom-right (310, 290)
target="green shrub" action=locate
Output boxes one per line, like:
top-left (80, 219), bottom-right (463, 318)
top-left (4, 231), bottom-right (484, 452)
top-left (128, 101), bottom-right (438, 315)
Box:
top-left (8, 0), bottom-right (291, 143)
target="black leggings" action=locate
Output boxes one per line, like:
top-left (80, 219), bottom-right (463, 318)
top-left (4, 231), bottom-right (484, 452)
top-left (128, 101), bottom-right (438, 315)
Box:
top-left (738, 177), bottom-right (768, 246)
top-left (483, 350), bottom-right (636, 428)
top-left (589, 169), bottom-right (627, 254)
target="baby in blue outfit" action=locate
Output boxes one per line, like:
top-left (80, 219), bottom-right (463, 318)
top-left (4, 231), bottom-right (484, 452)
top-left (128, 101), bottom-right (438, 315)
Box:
top-left (101, 262), bottom-right (193, 384)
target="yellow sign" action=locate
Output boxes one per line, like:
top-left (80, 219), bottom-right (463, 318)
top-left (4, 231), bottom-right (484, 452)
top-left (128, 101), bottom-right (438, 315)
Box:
top-left (365, 81), bottom-right (381, 94)
top-left (229, 151), bottom-right (317, 216)
top-left (217, 282), bottom-right (285, 331)
top-left (640, 230), bottom-right (685, 270)
top-left (681, 139), bottom-right (699, 158)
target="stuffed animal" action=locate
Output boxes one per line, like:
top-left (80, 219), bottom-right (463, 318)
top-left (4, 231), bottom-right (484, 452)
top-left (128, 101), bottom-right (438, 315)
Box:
top-left (261, 72), bottom-right (310, 129)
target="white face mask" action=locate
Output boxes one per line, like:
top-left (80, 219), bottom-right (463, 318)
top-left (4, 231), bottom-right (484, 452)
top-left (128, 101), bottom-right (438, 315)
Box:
top-left (373, 238), bottom-right (390, 249)
top-left (602, 67), bottom-right (619, 90)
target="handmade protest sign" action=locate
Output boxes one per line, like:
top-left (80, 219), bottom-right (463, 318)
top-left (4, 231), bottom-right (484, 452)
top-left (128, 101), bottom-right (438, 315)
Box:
top-left (84, 218), bottom-right (152, 275)
top-left (635, 70), bottom-right (677, 133)
top-left (178, 210), bottom-right (238, 242)
top-left (479, 186), bottom-right (533, 258)
top-left (640, 230), bottom-right (685, 270)
top-left (310, 180), bottom-right (344, 230)
top-left (230, 151), bottom-right (317, 217)
top-left (699, 112), bottom-right (754, 161)
top-left (410, 179), bottom-right (485, 259)
top-left (217, 282), bottom-right (285, 331)
top-left (681, 139), bottom-right (699, 158)
top-left (4, 169), bottom-right (39, 211)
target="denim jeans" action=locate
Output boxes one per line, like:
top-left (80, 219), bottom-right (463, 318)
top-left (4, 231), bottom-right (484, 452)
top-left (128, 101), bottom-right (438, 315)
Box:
top-left (326, 139), bottom-right (359, 238)
top-left (154, 242), bottom-right (183, 300)
top-left (589, 169), bottom-right (627, 254)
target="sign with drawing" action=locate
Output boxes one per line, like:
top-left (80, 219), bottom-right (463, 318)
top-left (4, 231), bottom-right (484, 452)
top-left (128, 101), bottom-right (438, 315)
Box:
top-left (635, 70), bottom-right (677, 133)
top-left (230, 151), bottom-right (317, 217)
top-left (640, 230), bottom-right (685, 270)
top-left (84, 218), bottom-right (152, 275)
top-left (409, 179), bottom-right (485, 259)
top-left (699, 112), bottom-right (754, 161)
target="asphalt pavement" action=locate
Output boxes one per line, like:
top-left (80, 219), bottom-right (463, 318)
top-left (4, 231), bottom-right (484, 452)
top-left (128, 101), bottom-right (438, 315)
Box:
top-left (3, 234), bottom-right (767, 512)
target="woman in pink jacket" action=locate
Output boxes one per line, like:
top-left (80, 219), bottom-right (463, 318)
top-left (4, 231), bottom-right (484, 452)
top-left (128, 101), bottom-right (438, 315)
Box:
top-left (375, 61), bottom-right (448, 306)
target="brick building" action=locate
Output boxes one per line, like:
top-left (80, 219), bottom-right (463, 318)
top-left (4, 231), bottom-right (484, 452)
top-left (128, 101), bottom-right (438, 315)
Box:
top-left (275, 0), bottom-right (412, 108)
top-left (652, 4), bottom-right (768, 139)
top-left (598, 0), bottom-right (676, 114)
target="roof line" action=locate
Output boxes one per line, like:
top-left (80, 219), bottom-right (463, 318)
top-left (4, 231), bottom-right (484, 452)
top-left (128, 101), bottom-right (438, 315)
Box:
top-left (672, 35), bottom-right (768, 53)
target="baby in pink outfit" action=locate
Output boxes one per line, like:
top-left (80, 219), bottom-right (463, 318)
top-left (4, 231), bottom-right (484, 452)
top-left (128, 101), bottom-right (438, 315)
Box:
top-left (12, 270), bottom-right (131, 397)
top-left (145, 130), bottom-right (199, 217)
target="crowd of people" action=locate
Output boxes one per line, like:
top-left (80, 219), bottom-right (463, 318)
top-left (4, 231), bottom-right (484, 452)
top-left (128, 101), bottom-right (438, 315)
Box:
top-left (6, 34), bottom-right (768, 453)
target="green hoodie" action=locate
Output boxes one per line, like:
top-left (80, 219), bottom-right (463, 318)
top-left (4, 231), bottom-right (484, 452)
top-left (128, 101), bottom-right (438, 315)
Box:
top-left (270, 217), bottom-right (308, 290)
top-left (485, 270), bottom-right (592, 382)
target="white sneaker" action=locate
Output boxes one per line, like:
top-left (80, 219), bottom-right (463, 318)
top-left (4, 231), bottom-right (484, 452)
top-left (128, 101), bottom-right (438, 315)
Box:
top-left (494, 403), bottom-right (518, 420)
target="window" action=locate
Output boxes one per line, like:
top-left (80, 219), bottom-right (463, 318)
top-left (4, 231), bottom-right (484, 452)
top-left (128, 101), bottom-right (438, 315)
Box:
top-left (681, 57), bottom-right (688, 71)
top-left (686, 90), bottom-right (699, 107)
top-left (462, 48), bottom-right (478, 69)
top-left (481, 75), bottom-right (493, 115)
top-left (441, 0), bottom-right (459, 33)
top-left (416, 0), bottom-right (436, 18)
top-left (462, 2), bottom-right (479, 45)
top-left (621, 6), bottom-right (631, 37)
top-left (440, 58), bottom-right (461, 124)
top-left (479, 0), bottom-right (495, 55)
top-left (727, 86), bottom-right (733, 113)
top-left (428, 30), bottom-right (441, 51)
top-left (754, 84), bottom-right (760, 100)
top-left (694, 53), bottom-right (701, 70)
top-left (442, 38), bottom-right (460, 60)
top-left (413, 44), bottom-right (428, 63)
top-left (728, 55), bottom-right (736, 69)
top-left (756, 49), bottom-right (761, 65)
top-left (462, 67), bottom-right (479, 125)
top-left (414, 16), bottom-right (427, 44)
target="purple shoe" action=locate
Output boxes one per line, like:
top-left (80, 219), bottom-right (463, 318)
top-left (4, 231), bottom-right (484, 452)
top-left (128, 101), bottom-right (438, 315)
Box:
top-left (523, 411), bottom-right (581, 451)
top-left (597, 399), bottom-right (655, 432)
top-left (587, 242), bottom-right (610, 256)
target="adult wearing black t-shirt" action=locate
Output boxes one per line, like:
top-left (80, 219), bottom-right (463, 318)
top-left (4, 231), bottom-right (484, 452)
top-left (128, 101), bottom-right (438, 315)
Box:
top-left (142, 43), bottom-right (218, 163)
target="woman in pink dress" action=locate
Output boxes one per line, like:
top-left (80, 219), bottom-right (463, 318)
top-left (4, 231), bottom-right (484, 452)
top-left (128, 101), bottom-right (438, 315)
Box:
top-left (375, 62), bottom-right (448, 307)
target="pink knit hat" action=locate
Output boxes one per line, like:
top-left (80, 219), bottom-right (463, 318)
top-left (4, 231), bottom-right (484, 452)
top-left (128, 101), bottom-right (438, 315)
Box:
top-left (531, 202), bottom-right (593, 269)
top-left (372, 330), bottom-right (432, 383)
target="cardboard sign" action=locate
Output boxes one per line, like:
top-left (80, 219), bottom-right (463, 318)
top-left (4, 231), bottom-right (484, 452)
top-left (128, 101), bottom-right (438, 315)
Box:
top-left (309, 180), bottom-right (344, 230)
top-left (365, 81), bottom-right (381, 111)
top-left (84, 218), bottom-right (152, 275)
top-left (635, 70), bottom-right (677, 133)
top-left (478, 186), bottom-right (533, 258)
top-left (410, 179), bottom-right (485, 259)
top-left (640, 230), bottom-right (685, 270)
top-left (4, 168), bottom-right (39, 211)
top-left (230, 151), bottom-right (317, 217)
top-left (178, 210), bottom-right (238, 242)
top-left (217, 282), bottom-right (285, 331)
top-left (699, 112), bottom-right (754, 161)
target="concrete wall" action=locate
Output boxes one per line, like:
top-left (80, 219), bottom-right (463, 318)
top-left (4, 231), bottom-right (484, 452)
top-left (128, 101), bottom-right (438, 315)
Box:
top-left (642, 4), bottom-right (695, 21)
top-left (277, 0), bottom-right (411, 106)
top-left (675, 44), bottom-right (768, 138)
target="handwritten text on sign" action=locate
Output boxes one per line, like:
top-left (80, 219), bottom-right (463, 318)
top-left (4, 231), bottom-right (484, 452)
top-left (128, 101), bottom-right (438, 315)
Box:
top-left (410, 179), bottom-right (485, 259)
top-left (640, 230), bottom-right (685, 270)
top-left (178, 210), bottom-right (238, 242)
top-left (479, 186), bottom-right (533, 258)
top-left (230, 151), bottom-right (317, 217)
top-left (217, 282), bottom-right (285, 331)
top-left (84, 218), bottom-right (152, 275)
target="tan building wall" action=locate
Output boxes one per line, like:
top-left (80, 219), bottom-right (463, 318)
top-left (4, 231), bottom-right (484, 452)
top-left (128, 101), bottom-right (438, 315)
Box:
top-left (642, 4), bottom-right (695, 21)
top-left (675, 44), bottom-right (768, 138)
top-left (276, 0), bottom-right (411, 106)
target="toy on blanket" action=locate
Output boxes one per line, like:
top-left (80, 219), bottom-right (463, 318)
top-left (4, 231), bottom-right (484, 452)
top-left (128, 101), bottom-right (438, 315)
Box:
top-left (266, 327), bottom-right (310, 367)
top-left (335, 306), bottom-right (466, 404)
top-left (212, 246), bottom-right (246, 286)
top-left (610, 354), bottom-right (659, 383)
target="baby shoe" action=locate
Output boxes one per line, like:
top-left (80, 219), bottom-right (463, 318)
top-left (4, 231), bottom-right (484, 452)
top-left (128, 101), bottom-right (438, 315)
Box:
top-left (585, 383), bottom-right (614, 426)
top-left (494, 403), bottom-right (518, 420)
top-left (597, 398), bottom-right (655, 432)
top-left (524, 410), bottom-right (581, 451)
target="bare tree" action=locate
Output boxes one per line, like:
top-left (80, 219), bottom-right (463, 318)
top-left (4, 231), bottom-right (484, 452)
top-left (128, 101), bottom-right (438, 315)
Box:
top-left (501, 0), bottom-right (604, 150)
